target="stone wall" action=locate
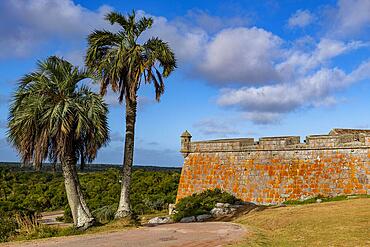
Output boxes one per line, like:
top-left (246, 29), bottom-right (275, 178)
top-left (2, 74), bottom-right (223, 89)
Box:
top-left (176, 129), bottom-right (370, 205)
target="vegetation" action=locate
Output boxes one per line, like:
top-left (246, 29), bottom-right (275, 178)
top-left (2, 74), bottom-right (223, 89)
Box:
top-left (233, 198), bottom-right (370, 246)
top-left (85, 11), bottom-right (176, 218)
top-left (283, 194), bottom-right (370, 205)
top-left (172, 189), bottom-right (241, 222)
top-left (0, 165), bottom-right (180, 242)
top-left (7, 56), bottom-right (109, 229)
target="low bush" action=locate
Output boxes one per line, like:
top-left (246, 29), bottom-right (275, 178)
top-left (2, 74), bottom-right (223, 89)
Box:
top-left (172, 188), bottom-right (241, 222)
top-left (0, 213), bottom-right (17, 242)
top-left (92, 204), bottom-right (117, 223)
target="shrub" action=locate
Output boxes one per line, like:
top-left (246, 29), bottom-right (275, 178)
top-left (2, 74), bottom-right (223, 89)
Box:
top-left (92, 204), bottom-right (117, 223)
top-left (0, 213), bottom-right (17, 242)
top-left (172, 189), bottom-right (241, 222)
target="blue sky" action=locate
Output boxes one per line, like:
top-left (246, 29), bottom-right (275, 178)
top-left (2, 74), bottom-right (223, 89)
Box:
top-left (1, 0), bottom-right (370, 166)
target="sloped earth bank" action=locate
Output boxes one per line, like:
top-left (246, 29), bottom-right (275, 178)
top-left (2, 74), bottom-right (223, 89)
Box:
top-left (1, 222), bottom-right (246, 247)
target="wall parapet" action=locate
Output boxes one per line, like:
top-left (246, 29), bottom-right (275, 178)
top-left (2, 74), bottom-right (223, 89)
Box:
top-left (182, 130), bottom-right (370, 154)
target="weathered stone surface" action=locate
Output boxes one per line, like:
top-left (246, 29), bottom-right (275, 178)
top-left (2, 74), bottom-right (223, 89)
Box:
top-left (148, 216), bottom-right (172, 224)
top-left (180, 216), bottom-right (196, 223)
top-left (177, 129), bottom-right (370, 205)
top-left (196, 214), bottom-right (212, 222)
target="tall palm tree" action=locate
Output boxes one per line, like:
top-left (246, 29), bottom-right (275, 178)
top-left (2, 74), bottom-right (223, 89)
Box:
top-left (86, 11), bottom-right (176, 218)
top-left (8, 56), bottom-right (109, 229)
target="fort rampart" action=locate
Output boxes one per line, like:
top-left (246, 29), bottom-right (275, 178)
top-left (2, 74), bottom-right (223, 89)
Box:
top-left (176, 129), bottom-right (370, 204)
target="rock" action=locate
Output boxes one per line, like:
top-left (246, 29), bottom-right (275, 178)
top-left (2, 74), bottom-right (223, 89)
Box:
top-left (180, 216), bottom-right (196, 223)
top-left (215, 202), bottom-right (231, 208)
top-left (196, 214), bottom-right (212, 222)
top-left (168, 204), bottom-right (176, 215)
top-left (316, 199), bottom-right (322, 203)
top-left (210, 208), bottom-right (228, 217)
top-left (148, 216), bottom-right (171, 224)
top-left (211, 206), bottom-right (237, 217)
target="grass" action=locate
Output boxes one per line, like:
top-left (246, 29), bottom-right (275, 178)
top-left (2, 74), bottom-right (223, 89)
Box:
top-left (232, 197), bottom-right (370, 246)
top-left (6, 212), bottom-right (152, 243)
top-left (283, 194), bottom-right (370, 205)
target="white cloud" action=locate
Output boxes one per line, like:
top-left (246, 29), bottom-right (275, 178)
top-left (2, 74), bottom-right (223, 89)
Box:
top-left (217, 60), bottom-right (370, 124)
top-left (141, 13), bottom-right (208, 64)
top-left (288, 9), bottom-right (315, 28)
top-left (0, 0), bottom-right (112, 58)
top-left (197, 27), bottom-right (282, 85)
top-left (327, 0), bottom-right (370, 38)
top-left (193, 119), bottom-right (240, 137)
top-left (182, 9), bottom-right (250, 33)
top-left (277, 38), bottom-right (367, 80)
top-left (243, 112), bottom-right (281, 125)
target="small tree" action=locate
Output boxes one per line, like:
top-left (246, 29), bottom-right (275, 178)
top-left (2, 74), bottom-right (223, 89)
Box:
top-left (8, 56), bottom-right (109, 229)
top-left (86, 11), bottom-right (176, 218)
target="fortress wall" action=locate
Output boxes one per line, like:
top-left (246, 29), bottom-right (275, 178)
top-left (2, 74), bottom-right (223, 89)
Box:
top-left (177, 132), bottom-right (370, 205)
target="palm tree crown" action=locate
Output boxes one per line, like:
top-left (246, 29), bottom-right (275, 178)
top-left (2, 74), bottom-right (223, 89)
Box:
top-left (85, 11), bottom-right (176, 103)
top-left (8, 56), bottom-right (109, 167)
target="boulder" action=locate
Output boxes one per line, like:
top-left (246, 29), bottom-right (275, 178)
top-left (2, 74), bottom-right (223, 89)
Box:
top-left (148, 216), bottom-right (172, 224)
top-left (196, 214), bottom-right (212, 222)
top-left (180, 216), bottom-right (196, 223)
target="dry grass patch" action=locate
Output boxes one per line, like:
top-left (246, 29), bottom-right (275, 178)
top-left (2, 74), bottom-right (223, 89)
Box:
top-left (233, 198), bottom-right (370, 246)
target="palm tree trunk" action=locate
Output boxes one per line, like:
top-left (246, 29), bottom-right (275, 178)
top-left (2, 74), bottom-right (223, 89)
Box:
top-left (61, 152), bottom-right (94, 229)
top-left (33, 160), bottom-right (42, 171)
top-left (115, 97), bottom-right (137, 218)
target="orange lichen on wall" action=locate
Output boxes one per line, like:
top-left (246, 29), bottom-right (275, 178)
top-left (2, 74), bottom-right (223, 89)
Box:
top-left (177, 131), bottom-right (370, 204)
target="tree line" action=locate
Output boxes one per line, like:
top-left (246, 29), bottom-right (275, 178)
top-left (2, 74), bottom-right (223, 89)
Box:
top-left (0, 166), bottom-right (180, 218)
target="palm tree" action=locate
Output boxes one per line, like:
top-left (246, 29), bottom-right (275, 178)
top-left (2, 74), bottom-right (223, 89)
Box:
top-left (85, 11), bottom-right (176, 218)
top-left (8, 56), bottom-right (109, 229)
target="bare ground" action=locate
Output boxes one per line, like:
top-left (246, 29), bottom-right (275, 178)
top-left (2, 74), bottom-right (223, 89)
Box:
top-left (1, 222), bottom-right (246, 247)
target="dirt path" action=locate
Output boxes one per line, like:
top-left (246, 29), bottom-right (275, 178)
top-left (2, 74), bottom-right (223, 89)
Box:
top-left (2, 222), bottom-right (246, 247)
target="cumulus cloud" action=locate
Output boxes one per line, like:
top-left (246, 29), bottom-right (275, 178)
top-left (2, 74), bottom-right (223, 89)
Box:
top-left (212, 35), bottom-right (370, 125)
top-left (288, 10), bottom-right (315, 28)
top-left (197, 27), bottom-right (282, 85)
top-left (193, 119), bottom-right (240, 136)
top-left (277, 38), bottom-right (367, 80)
top-left (218, 59), bottom-right (370, 124)
top-left (181, 9), bottom-right (250, 33)
top-left (140, 12), bottom-right (208, 64)
top-left (243, 112), bottom-right (281, 125)
top-left (326, 0), bottom-right (370, 38)
top-left (0, 0), bottom-right (112, 58)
